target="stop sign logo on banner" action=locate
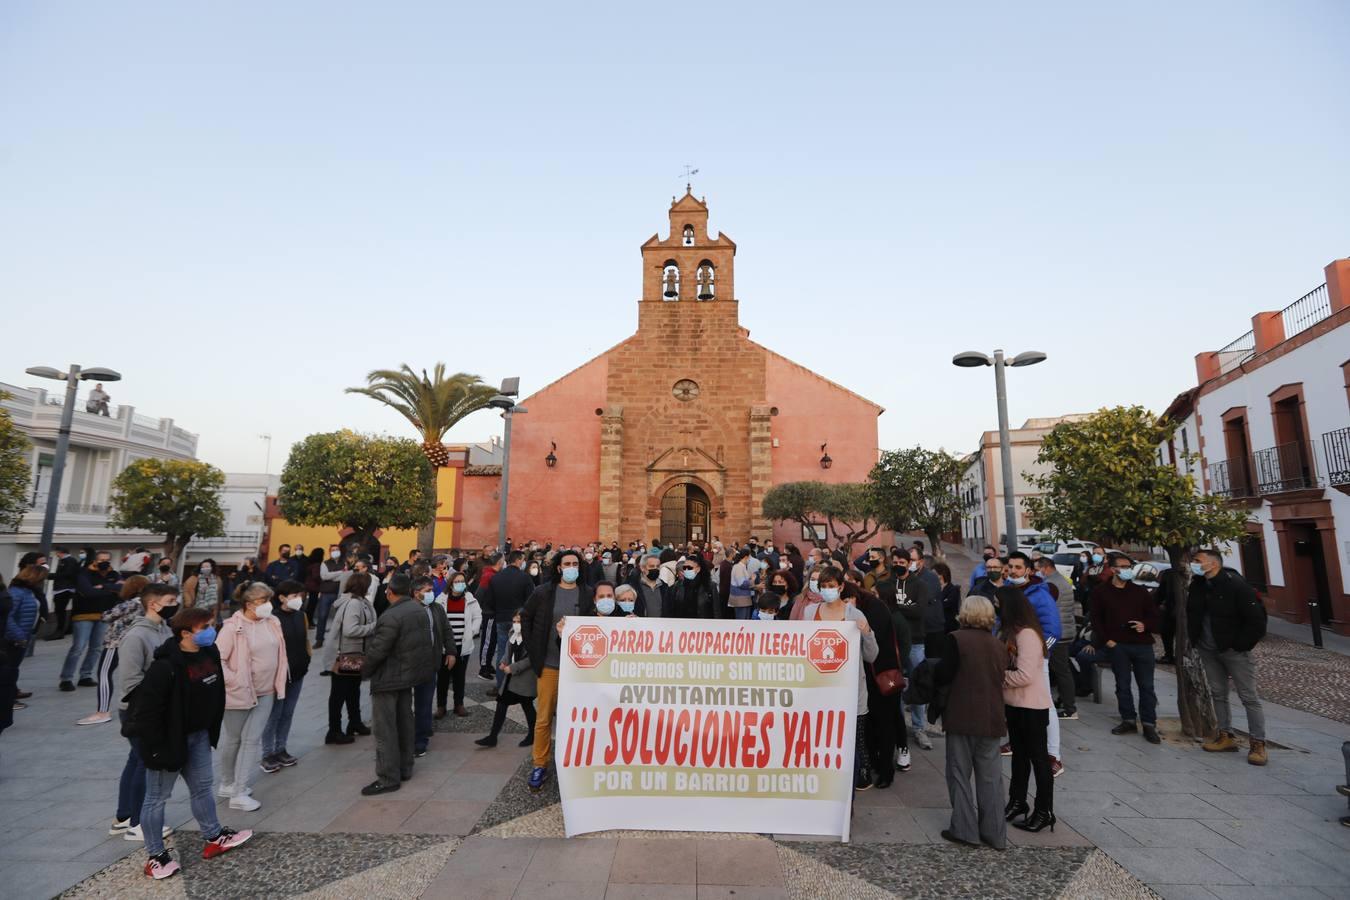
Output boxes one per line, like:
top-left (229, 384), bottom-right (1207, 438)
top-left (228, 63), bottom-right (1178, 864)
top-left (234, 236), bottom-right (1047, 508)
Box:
top-left (568, 624), bottom-right (608, 668)
top-left (806, 628), bottom-right (848, 674)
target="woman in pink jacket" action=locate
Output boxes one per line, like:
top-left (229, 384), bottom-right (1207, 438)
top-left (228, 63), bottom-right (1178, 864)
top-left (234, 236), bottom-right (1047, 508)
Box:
top-left (998, 586), bottom-right (1055, 834)
top-left (215, 582), bottom-right (288, 812)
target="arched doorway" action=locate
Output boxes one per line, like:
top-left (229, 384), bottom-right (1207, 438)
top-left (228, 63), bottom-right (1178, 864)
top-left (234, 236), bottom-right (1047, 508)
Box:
top-left (660, 482), bottom-right (710, 546)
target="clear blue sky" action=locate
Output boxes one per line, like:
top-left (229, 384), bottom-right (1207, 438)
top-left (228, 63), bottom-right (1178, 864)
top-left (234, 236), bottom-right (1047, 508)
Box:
top-left (3, 2), bottom-right (1347, 473)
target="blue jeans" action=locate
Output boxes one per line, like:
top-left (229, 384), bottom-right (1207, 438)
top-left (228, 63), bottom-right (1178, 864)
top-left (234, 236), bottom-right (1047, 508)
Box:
top-left (314, 594), bottom-right (337, 643)
top-left (116, 710), bottom-right (147, 825)
top-left (493, 620), bottom-right (513, 691)
top-left (907, 644), bottom-right (926, 730)
top-left (60, 619), bottom-right (107, 682)
top-left (413, 679), bottom-right (435, 752)
top-left (141, 730), bottom-right (222, 856)
top-left (261, 678), bottom-right (304, 757)
top-left (1111, 643), bottom-right (1157, 726)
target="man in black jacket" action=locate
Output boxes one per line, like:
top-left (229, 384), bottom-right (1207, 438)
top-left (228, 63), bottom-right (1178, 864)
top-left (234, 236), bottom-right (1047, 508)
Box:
top-left (260, 580), bottom-right (312, 772)
top-left (361, 574), bottom-right (439, 795)
top-left (125, 606), bottom-right (252, 879)
top-left (487, 552), bottom-right (536, 692)
top-left (49, 546), bottom-right (81, 638)
top-left (519, 550), bottom-right (593, 793)
top-left (61, 550), bottom-right (122, 690)
top-left (1187, 549), bottom-right (1268, 765)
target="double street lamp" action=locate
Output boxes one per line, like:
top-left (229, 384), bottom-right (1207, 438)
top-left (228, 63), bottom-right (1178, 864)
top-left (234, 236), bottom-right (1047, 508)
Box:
top-left (24, 364), bottom-right (123, 557)
top-left (952, 350), bottom-right (1047, 555)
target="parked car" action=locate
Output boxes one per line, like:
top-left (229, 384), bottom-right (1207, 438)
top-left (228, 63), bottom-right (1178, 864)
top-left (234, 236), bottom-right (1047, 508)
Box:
top-left (1050, 552), bottom-right (1082, 581)
top-left (1034, 539), bottom-right (1100, 556)
top-left (1131, 561), bottom-right (1173, 591)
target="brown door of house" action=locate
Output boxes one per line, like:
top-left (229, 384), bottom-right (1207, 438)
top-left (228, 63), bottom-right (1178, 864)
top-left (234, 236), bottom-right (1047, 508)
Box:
top-left (660, 483), bottom-right (710, 546)
top-left (1287, 523), bottom-right (1332, 624)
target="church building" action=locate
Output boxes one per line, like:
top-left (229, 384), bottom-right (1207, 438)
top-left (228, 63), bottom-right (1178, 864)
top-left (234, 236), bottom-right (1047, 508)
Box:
top-left (503, 192), bottom-right (884, 547)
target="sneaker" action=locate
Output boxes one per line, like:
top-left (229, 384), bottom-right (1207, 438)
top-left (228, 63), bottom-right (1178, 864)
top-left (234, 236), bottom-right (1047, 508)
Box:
top-left (1247, 739), bottom-right (1268, 767)
top-left (478, 666), bottom-right (495, 680)
top-left (1202, 730), bottom-right (1239, 753)
top-left (1341, 815), bottom-right (1350, 828)
top-left (124, 823), bottom-right (174, 841)
top-left (853, 772), bottom-right (873, 791)
top-left (914, 730), bottom-right (933, 751)
top-left (896, 748), bottom-right (912, 772)
top-left (12, 701), bottom-right (26, 710)
top-left (216, 782), bottom-right (236, 799)
top-left (999, 743), bottom-right (1012, 757)
top-left (202, 827), bottom-right (253, 859)
top-left (144, 850), bottom-right (181, 880)
top-left (1111, 721), bottom-right (1138, 735)
top-left (275, 752), bottom-right (298, 767)
top-left (1337, 784), bottom-right (1350, 798)
top-left (1050, 756), bottom-right (1064, 778)
top-left (259, 755), bottom-right (282, 774)
top-left (77, 677), bottom-right (97, 687)
top-left (110, 818), bottom-right (131, 835)
top-left (59, 681), bottom-right (76, 692)
top-left (77, 712), bottom-right (113, 726)
top-left (528, 766), bottom-right (549, 793)
top-left (228, 794), bottom-right (262, 811)
top-left (415, 747), bottom-right (428, 758)
top-left (1057, 709), bottom-right (1079, 720)
top-left (15, 690), bottom-right (31, 699)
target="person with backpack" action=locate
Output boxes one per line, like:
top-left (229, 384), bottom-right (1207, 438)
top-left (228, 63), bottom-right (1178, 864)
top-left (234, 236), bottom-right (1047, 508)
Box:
top-left (123, 607), bottom-right (253, 880)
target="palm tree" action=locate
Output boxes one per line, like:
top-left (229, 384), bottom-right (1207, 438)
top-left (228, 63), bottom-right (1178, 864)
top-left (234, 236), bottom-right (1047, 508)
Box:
top-left (347, 364), bottom-right (497, 555)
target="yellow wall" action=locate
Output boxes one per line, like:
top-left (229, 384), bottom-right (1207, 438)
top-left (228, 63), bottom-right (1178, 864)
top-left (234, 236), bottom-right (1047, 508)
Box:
top-left (266, 466), bottom-right (461, 561)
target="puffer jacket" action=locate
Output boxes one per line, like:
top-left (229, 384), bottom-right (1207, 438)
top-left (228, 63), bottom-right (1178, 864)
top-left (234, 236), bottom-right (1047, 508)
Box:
top-left (1021, 579), bottom-right (1062, 643)
top-left (1186, 568), bottom-right (1266, 653)
top-left (362, 598), bottom-right (439, 692)
top-left (217, 611), bottom-right (288, 709)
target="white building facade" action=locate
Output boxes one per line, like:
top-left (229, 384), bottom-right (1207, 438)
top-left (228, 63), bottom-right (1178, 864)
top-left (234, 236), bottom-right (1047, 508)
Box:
top-left (1183, 258), bottom-right (1350, 635)
top-left (0, 382), bottom-right (198, 571)
top-left (180, 472), bottom-right (277, 569)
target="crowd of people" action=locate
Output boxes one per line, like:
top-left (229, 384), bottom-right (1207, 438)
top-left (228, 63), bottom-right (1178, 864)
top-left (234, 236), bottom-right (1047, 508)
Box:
top-left (1, 531), bottom-right (1345, 882)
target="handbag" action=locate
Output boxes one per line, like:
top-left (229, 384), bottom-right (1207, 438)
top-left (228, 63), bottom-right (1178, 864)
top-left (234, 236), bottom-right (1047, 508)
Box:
top-left (334, 652), bottom-right (365, 675)
top-left (872, 628), bottom-right (906, 696)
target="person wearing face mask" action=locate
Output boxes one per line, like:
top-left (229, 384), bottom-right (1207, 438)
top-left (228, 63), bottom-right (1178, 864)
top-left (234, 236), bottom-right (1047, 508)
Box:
top-left (435, 571), bottom-right (482, 719)
top-left (1004, 552), bottom-right (1063, 776)
top-left (613, 583), bottom-right (643, 617)
top-left (891, 553), bottom-right (932, 749)
top-left (182, 559), bottom-right (221, 622)
top-left (486, 551), bottom-right (537, 696)
top-left (802, 570), bottom-right (879, 791)
top-left (407, 576), bottom-right (448, 758)
top-left (263, 545), bottom-right (295, 588)
top-left (108, 584), bottom-right (180, 841)
top-left (1033, 556), bottom-right (1078, 721)
top-left (629, 554), bottom-right (668, 619)
top-left (62, 551), bottom-right (123, 692)
top-left (153, 558), bottom-right (179, 588)
top-left (763, 572), bottom-right (795, 617)
top-left (125, 606), bottom-right (254, 880)
top-left (215, 583), bottom-right (288, 810)
top-left (592, 581), bottom-right (621, 617)
top-left (476, 612), bottom-right (537, 748)
top-left (1089, 554), bottom-right (1160, 744)
top-left (314, 546), bottom-right (347, 649)
top-left (969, 545), bottom-right (1000, 591)
top-left (756, 591), bottom-right (789, 621)
top-left (259, 580), bottom-right (312, 773)
top-left (669, 555), bottom-right (717, 619)
top-left (789, 565), bottom-right (824, 621)
top-left (972, 557), bottom-right (1005, 605)
top-left (1075, 548), bottom-right (1108, 618)
top-left (77, 574), bottom-right (149, 726)
top-left (519, 549), bottom-right (594, 792)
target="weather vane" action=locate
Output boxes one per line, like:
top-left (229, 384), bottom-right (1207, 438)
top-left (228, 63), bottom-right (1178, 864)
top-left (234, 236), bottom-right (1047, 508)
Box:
top-left (679, 164), bottom-right (699, 192)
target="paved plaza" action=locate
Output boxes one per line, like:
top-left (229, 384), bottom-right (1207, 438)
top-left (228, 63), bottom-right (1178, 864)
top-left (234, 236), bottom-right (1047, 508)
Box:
top-left (2, 556), bottom-right (1347, 898)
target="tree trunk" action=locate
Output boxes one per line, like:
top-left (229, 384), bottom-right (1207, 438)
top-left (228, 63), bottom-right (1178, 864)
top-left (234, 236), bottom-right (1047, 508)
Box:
top-left (418, 467), bottom-right (439, 557)
top-left (1167, 546), bottom-right (1217, 739)
top-left (923, 526), bottom-right (942, 556)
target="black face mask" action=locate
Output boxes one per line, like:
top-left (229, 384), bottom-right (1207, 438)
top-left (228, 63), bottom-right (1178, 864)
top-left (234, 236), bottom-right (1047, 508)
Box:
top-left (769, 583), bottom-right (788, 596)
top-left (159, 565), bottom-right (171, 573)
top-left (645, 570), bottom-right (659, 580)
top-left (157, 604), bottom-right (180, 620)
top-left (97, 561), bottom-right (110, 571)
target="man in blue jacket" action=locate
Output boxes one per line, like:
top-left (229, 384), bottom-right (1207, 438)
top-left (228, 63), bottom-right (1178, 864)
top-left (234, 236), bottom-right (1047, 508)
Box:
top-left (1006, 551), bottom-right (1064, 778)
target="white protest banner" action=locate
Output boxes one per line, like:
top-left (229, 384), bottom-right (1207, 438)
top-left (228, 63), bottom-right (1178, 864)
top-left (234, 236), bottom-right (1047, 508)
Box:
top-left (555, 618), bottom-right (859, 840)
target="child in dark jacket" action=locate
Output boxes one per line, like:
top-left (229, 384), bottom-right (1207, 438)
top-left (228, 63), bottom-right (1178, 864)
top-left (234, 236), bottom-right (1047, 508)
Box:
top-left (475, 614), bottom-right (537, 748)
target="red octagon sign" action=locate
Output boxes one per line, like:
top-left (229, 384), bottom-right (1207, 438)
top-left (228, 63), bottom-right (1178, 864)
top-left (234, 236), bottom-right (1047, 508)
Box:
top-left (807, 628), bottom-right (849, 674)
top-left (568, 624), bottom-right (608, 669)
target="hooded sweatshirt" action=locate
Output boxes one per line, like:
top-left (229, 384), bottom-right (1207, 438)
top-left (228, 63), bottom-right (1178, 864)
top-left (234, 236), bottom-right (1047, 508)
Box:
top-left (116, 615), bottom-right (174, 710)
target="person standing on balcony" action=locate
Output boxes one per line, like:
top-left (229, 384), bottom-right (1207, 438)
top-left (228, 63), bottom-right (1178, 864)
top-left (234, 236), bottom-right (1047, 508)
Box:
top-left (1188, 549), bottom-right (1269, 766)
top-left (61, 551), bottom-right (122, 692)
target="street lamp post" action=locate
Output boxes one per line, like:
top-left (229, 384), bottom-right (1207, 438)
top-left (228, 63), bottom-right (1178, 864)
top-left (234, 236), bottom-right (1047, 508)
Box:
top-left (24, 364), bottom-right (123, 557)
top-left (952, 349), bottom-right (1047, 556)
top-left (489, 378), bottom-right (524, 552)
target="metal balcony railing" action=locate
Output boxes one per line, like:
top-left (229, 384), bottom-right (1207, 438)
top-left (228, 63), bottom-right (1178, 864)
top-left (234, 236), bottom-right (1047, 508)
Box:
top-left (1215, 330), bottom-right (1255, 375)
top-left (1280, 283), bottom-right (1331, 339)
top-left (188, 531), bottom-right (263, 547)
top-left (1253, 442), bottom-right (1318, 494)
top-left (1324, 427), bottom-right (1350, 487)
top-left (1209, 457), bottom-right (1255, 499)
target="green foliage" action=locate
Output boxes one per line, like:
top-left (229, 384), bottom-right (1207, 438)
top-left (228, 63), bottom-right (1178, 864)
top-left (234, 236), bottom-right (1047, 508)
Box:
top-left (0, 392), bottom-right (33, 530)
top-left (109, 457), bottom-right (226, 556)
top-left (346, 364), bottom-right (496, 456)
top-left (870, 447), bottom-right (966, 550)
top-left (1024, 406), bottom-right (1249, 551)
top-left (278, 430), bottom-right (435, 535)
top-left (762, 480), bottom-right (882, 555)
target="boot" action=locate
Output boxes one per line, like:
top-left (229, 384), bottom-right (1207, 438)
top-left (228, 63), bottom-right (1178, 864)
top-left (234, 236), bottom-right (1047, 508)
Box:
top-left (1202, 730), bottom-right (1238, 753)
top-left (453, 705), bottom-right (470, 717)
top-left (1247, 739), bottom-right (1268, 766)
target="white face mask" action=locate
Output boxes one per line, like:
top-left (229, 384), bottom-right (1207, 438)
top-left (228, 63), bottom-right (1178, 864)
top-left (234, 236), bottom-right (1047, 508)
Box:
top-left (509, 621), bottom-right (523, 644)
top-left (330, 551), bottom-right (341, 560)
top-left (284, 596), bottom-right (304, 611)
top-left (252, 603), bottom-right (274, 618)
